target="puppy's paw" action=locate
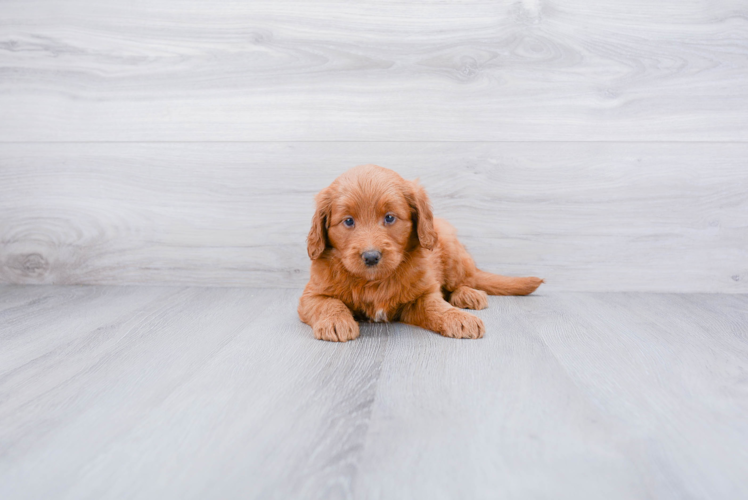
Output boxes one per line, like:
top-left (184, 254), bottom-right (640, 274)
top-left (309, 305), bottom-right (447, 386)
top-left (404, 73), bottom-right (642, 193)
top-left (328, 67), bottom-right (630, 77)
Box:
top-left (439, 309), bottom-right (485, 339)
top-left (313, 314), bottom-right (360, 342)
top-left (449, 286), bottom-right (488, 310)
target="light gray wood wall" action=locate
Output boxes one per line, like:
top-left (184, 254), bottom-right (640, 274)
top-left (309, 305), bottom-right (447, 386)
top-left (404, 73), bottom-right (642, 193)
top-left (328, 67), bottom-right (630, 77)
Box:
top-left (1, 0), bottom-right (747, 291)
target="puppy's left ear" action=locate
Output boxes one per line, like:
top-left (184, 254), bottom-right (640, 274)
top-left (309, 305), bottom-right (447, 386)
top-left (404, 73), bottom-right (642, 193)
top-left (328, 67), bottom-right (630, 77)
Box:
top-left (307, 187), bottom-right (333, 260)
top-left (407, 180), bottom-right (438, 250)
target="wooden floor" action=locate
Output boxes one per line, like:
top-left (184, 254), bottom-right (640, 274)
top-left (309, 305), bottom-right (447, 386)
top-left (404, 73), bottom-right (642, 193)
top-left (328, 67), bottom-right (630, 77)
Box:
top-left (1, 286), bottom-right (746, 499)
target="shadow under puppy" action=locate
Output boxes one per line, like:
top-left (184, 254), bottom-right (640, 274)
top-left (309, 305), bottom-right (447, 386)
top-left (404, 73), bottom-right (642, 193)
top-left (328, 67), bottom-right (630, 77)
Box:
top-left (299, 165), bottom-right (543, 341)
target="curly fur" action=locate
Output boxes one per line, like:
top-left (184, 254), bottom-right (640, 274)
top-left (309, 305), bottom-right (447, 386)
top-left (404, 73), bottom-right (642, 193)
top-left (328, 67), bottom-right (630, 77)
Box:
top-left (298, 165), bottom-right (543, 341)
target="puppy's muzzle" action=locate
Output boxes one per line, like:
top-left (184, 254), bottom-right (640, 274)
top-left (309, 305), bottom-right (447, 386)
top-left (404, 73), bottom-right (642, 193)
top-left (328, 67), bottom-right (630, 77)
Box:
top-left (362, 250), bottom-right (382, 267)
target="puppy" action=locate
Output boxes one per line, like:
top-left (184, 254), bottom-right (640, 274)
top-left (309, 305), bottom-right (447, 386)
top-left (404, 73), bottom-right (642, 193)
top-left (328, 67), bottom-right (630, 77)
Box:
top-left (298, 165), bottom-right (543, 341)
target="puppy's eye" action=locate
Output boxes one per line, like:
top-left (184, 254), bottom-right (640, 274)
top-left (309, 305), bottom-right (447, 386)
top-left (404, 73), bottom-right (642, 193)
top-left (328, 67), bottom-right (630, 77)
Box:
top-left (343, 217), bottom-right (355, 227)
top-left (384, 214), bottom-right (396, 225)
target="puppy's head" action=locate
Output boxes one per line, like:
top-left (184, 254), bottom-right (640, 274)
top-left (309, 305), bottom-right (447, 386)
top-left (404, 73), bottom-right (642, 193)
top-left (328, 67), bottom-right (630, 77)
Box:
top-left (307, 164), bottom-right (437, 280)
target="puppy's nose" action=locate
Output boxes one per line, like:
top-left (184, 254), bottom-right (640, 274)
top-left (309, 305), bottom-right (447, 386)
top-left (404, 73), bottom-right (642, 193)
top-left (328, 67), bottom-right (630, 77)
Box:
top-left (362, 250), bottom-right (382, 267)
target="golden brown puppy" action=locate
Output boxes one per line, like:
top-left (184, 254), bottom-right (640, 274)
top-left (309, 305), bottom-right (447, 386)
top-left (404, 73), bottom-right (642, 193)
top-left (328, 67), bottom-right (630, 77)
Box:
top-left (298, 165), bottom-right (543, 341)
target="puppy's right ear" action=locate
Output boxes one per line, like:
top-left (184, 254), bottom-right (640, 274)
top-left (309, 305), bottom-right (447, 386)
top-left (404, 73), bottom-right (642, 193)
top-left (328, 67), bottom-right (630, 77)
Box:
top-left (307, 187), bottom-right (333, 260)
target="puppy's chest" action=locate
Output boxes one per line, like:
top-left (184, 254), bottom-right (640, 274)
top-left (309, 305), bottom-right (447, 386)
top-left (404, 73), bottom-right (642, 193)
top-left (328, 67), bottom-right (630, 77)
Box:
top-left (345, 286), bottom-right (403, 323)
top-left (354, 304), bottom-right (396, 323)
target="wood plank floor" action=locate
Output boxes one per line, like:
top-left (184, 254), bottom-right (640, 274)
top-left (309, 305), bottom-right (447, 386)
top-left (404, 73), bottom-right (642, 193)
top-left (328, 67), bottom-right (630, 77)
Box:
top-left (1, 286), bottom-right (746, 499)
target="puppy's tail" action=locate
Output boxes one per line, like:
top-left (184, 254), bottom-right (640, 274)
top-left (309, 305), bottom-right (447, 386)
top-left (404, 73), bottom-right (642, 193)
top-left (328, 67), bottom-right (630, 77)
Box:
top-left (471, 270), bottom-right (543, 296)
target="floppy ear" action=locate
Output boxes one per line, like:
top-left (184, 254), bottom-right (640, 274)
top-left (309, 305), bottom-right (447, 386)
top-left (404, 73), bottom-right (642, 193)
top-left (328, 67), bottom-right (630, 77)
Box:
top-left (307, 187), bottom-right (333, 260)
top-left (407, 180), bottom-right (438, 250)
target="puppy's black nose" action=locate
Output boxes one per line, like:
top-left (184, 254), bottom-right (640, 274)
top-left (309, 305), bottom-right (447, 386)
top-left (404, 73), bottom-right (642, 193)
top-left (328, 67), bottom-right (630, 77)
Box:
top-left (362, 250), bottom-right (382, 267)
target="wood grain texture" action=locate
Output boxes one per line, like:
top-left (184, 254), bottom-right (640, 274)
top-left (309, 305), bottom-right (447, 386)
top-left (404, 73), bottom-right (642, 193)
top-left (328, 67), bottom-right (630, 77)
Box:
top-left (1, 142), bottom-right (746, 291)
top-left (0, 286), bottom-right (747, 499)
top-left (1, 0), bottom-right (747, 141)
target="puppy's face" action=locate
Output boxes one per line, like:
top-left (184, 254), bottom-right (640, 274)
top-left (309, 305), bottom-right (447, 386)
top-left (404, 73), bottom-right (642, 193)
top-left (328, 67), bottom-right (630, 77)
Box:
top-left (326, 184), bottom-right (413, 279)
top-left (307, 165), bottom-right (437, 280)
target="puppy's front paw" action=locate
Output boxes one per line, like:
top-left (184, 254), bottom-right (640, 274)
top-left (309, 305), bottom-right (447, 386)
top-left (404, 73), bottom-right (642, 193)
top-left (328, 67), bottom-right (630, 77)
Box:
top-left (313, 314), bottom-right (360, 342)
top-left (440, 309), bottom-right (485, 339)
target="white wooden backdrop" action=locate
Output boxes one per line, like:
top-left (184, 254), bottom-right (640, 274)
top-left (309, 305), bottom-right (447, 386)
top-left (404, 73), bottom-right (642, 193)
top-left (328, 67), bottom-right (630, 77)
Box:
top-left (1, 0), bottom-right (747, 291)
